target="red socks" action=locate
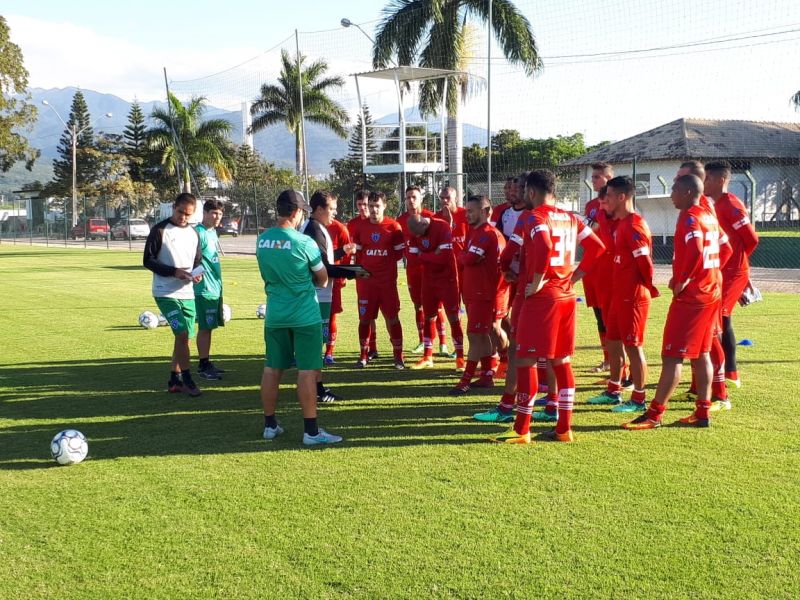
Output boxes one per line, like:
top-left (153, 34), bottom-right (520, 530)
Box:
top-left (325, 313), bottom-right (337, 357)
top-left (358, 321), bottom-right (371, 361)
top-left (460, 360), bottom-right (478, 386)
top-left (498, 392), bottom-right (515, 413)
top-left (513, 366), bottom-right (539, 435)
top-left (423, 319), bottom-right (436, 359)
top-left (451, 320), bottom-right (464, 359)
top-left (436, 310), bottom-right (447, 345)
top-left (389, 321), bottom-right (404, 361)
top-left (552, 362), bottom-right (575, 435)
top-left (415, 308), bottom-right (425, 342)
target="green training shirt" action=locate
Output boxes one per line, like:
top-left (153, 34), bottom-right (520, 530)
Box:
top-left (193, 224), bottom-right (222, 299)
top-left (256, 226), bottom-right (324, 328)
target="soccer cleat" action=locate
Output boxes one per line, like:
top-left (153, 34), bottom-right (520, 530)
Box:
top-left (587, 391), bottom-right (622, 405)
top-left (207, 361), bottom-right (226, 374)
top-left (323, 355), bottom-right (336, 366)
top-left (449, 383), bottom-right (470, 396)
top-left (303, 428), bottom-right (343, 446)
top-left (611, 400), bottom-right (647, 413)
top-left (183, 381), bottom-right (202, 397)
top-left (673, 390), bottom-right (697, 402)
top-left (533, 394), bottom-right (549, 407)
top-left (622, 414), bottom-right (661, 430)
top-left (471, 376), bottom-right (494, 389)
top-left (198, 364), bottom-right (222, 380)
top-left (621, 378), bottom-right (634, 391)
top-left (532, 410), bottom-right (558, 423)
top-left (355, 358), bottom-right (368, 368)
top-left (394, 359), bottom-right (406, 370)
top-left (412, 341), bottom-right (425, 354)
top-left (368, 350), bottom-right (380, 361)
top-left (473, 407), bottom-right (514, 423)
top-left (709, 399), bottom-right (732, 412)
top-left (591, 361), bottom-right (610, 373)
top-left (455, 357), bottom-right (466, 370)
top-left (411, 358), bottom-right (434, 369)
top-left (262, 424), bottom-right (284, 440)
top-left (490, 428), bottom-right (531, 444)
top-left (537, 429), bottom-right (574, 442)
top-left (168, 381), bottom-right (184, 394)
top-left (678, 413), bottom-right (711, 427)
top-left (726, 376), bottom-right (742, 389)
top-left (317, 391), bottom-right (336, 403)
top-left (439, 344), bottom-right (456, 358)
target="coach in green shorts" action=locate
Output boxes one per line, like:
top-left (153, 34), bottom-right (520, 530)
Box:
top-left (194, 199), bottom-right (226, 380)
top-left (256, 189), bottom-right (343, 446)
top-left (143, 192), bottom-right (203, 397)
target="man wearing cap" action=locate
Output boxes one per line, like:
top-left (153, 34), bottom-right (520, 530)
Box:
top-left (256, 189), bottom-right (343, 446)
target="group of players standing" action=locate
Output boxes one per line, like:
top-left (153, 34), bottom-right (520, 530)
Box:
top-left (321, 158), bottom-right (759, 443)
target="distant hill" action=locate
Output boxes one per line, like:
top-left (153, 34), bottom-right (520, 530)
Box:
top-left (2, 87), bottom-right (489, 194)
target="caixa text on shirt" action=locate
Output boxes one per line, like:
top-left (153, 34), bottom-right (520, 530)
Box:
top-left (258, 239), bottom-right (292, 249)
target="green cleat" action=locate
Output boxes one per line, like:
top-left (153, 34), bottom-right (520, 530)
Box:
top-left (411, 341), bottom-right (425, 354)
top-left (439, 344), bottom-right (457, 358)
top-left (532, 410), bottom-right (558, 422)
top-left (587, 391), bottom-right (621, 405)
top-left (473, 407), bottom-right (514, 423)
top-left (611, 400), bottom-right (646, 413)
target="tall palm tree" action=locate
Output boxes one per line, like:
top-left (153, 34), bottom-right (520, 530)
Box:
top-left (373, 0), bottom-right (542, 195)
top-left (792, 91), bottom-right (800, 111)
top-left (148, 93), bottom-right (234, 193)
top-left (250, 49), bottom-right (349, 177)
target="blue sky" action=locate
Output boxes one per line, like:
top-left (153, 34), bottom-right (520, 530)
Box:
top-left (6, 0), bottom-right (800, 144)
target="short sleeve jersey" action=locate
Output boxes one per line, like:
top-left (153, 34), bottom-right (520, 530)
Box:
top-left (193, 224), bottom-right (222, 299)
top-left (326, 219), bottom-right (351, 264)
top-left (672, 205), bottom-right (723, 306)
top-left (504, 208), bottom-right (535, 276)
top-left (613, 213), bottom-right (654, 304)
top-left (462, 223), bottom-right (505, 301)
top-left (524, 205), bottom-right (591, 300)
top-left (347, 216), bottom-right (369, 243)
top-left (408, 218), bottom-right (457, 278)
top-left (397, 209), bottom-right (434, 265)
top-left (256, 227), bottom-right (323, 328)
top-left (437, 207), bottom-right (468, 254)
top-left (353, 217), bottom-right (405, 284)
top-left (713, 192), bottom-right (754, 275)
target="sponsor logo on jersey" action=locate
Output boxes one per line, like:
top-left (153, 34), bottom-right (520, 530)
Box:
top-left (365, 249), bottom-right (388, 256)
top-left (258, 238), bottom-right (292, 249)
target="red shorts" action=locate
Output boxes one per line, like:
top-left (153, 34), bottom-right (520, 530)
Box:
top-left (662, 300), bottom-right (720, 359)
top-left (582, 272), bottom-right (600, 307)
top-left (406, 264), bottom-right (423, 306)
top-left (331, 279), bottom-right (344, 315)
top-left (466, 298), bottom-right (494, 334)
top-left (422, 278), bottom-right (460, 319)
top-left (494, 280), bottom-right (511, 320)
top-left (505, 281), bottom-right (517, 314)
top-left (516, 295), bottom-right (577, 359)
top-left (509, 290), bottom-right (525, 336)
top-left (356, 280), bottom-right (400, 321)
top-left (721, 271), bottom-right (749, 317)
top-left (605, 300), bottom-right (650, 347)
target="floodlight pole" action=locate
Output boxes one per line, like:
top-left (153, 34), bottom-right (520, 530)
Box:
top-left (296, 29), bottom-right (310, 201)
top-left (487, 0), bottom-right (492, 201)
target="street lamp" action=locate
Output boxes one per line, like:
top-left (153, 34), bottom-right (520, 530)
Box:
top-left (42, 100), bottom-right (112, 227)
top-left (341, 17), bottom-right (400, 67)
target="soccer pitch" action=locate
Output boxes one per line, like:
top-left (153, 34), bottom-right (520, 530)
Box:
top-left (1, 245), bottom-right (798, 599)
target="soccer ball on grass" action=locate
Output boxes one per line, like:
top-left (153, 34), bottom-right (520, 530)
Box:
top-left (222, 303), bottom-right (232, 323)
top-left (51, 430), bottom-right (88, 465)
top-left (256, 304), bottom-right (266, 319)
top-left (138, 310), bottom-right (159, 329)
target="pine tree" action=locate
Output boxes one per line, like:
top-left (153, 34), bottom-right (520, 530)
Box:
top-left (51, 90), bottom-right (95, 197)
top-left (348, 105), bottom-right (377, 159)
top-left (123, 100), bottom-right (147, 181)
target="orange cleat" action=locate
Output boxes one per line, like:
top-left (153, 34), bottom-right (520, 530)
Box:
top-left (622, 414), bottom-right (662, 430)
top-left (455, 357), bottom-right (466, 370)
top-left (537, 429), bottom-right (575, 442)
top-left (678, 412), bottom-right (710, 427)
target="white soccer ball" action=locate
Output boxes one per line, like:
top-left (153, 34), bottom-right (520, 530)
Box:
top-left (138, 310), bottom-right (159, 329)
top-left (256, 303), bottom-right (266, 319)
top-left (157, 313), bottom-right (168, 327)
top-left (51, 429), bottom-right (88, 465)
top-left (222, 303), bottom-right (232, 323)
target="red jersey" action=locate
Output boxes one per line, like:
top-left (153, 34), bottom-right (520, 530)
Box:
top-left (672, 205), bottom-right (723, 306)
top-left (584, 198), bottom-right (603, 227)
top-left (326, 219), bottom-right (351, 265)
top-left (436, 207), bottom-right (468, 254)
top-left (499, 209), bottom-right (535, 277)
top-left (459, 223), bottom-right (505, 301)
top-left (524, 205), bottom-right (605, 300)
top-left (346, 215), bottom-right (369, 240)
top-left (489, 202), bottom-right (510, 227)
top-left (612, 212), bottom-right (656, 304)
top-left (712, 192), bottom-right (758, 276)
top-left (353, 217), bottom-right (404, 285)
top-left (397, 209), bottom-right (434, 266)
top-left (408, 218), bottom-right (457, 278)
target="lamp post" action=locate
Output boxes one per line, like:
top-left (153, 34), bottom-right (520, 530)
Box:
top-left (41, 100), bottom-right (112, 227)
top-left (341, 18), bottom-right (397, 66)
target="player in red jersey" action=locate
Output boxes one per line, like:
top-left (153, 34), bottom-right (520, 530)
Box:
top-left (493, 170), bottom-right (605, 443)
top-left (451, 195), bottom-right (507, 394)
top-left (347, 190), bottom-right (379, 358)
top-left (705, 160), bottom-right (759, 394)
top-left (324, 218), bottom-right (355, 365)
top-left (397, 186), bottom-right (449, 354)
top-left (624, 174), bottom-right (731, 430)
top-left (351, 191), bottom-right (406, 369)
top-left (407, 214), bottom-right (464, 369)
top-left (437, 186), bottom-right (468, 302)
top-left (587, 176), bottom-right (660, 412)
top-left (582, 162), bottom-right (615, 372)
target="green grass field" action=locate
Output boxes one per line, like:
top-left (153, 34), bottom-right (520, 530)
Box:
top-left (1, 245), bottom-right (798, 599)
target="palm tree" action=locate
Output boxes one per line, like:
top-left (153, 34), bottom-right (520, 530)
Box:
top-left (792, 91), bottom-right (800, 111)
top-left (373, 0), bottom-right (542, 195)
top-left (148, 93), bottom-right (234, 193)
top-left (249, 49), bottom-right (349, 177)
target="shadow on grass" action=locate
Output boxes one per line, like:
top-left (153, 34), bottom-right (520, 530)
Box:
top-left (0, 353), bottom-right (512, 468)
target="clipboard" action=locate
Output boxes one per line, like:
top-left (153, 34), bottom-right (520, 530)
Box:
top-left (337, 264), bottom-right (371, 277)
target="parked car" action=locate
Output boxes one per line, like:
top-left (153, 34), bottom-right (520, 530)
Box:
top-left (111, 218), bottom-right (151, 240)
top-left (216, 217), bottom-right (240, 237)
top-left (69, 218), bottom-right (110, 240)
